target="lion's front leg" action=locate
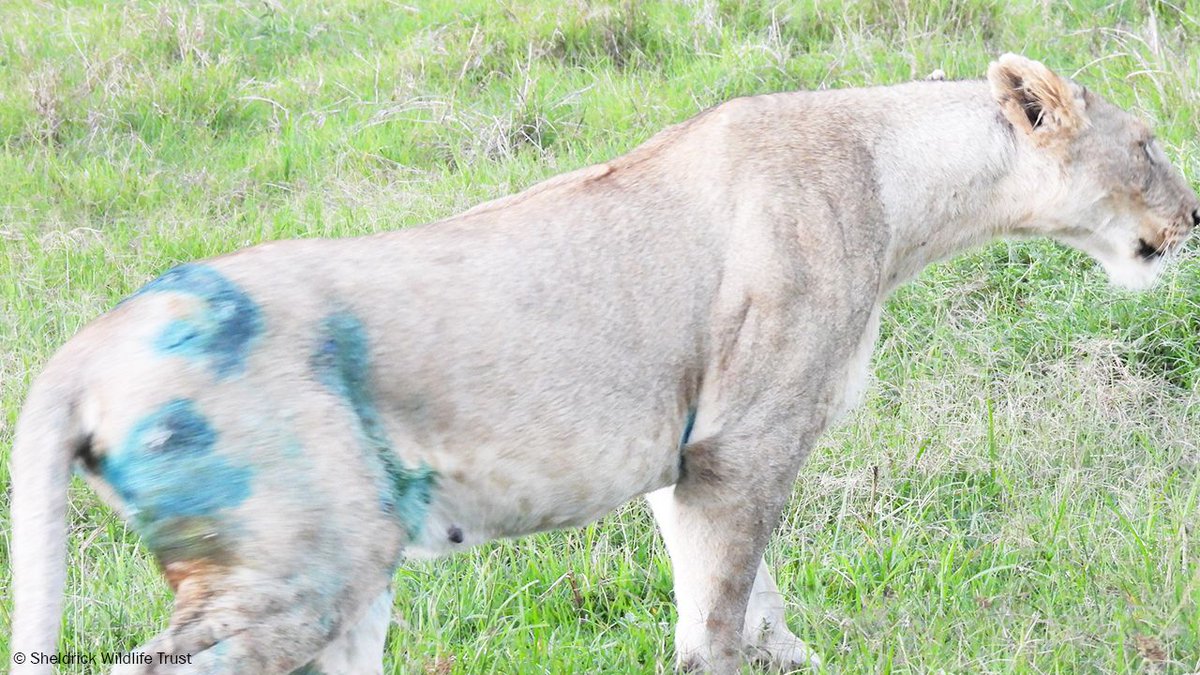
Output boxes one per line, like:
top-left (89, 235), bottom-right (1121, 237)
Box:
top-left (742, 560), bottom-right (820, 671)
top-left (647, 429), bottom-right (820, 674)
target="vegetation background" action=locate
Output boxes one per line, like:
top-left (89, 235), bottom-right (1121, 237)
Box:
top-left (1, 0), bottom-right (1198, 672)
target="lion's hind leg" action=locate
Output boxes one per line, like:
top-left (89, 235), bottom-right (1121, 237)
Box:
top-left (111, 566), bottom-right (390, 675)
top-left (104, 458), bottom-right (402, 675)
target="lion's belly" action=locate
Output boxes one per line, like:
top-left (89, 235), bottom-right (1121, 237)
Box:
top-left (403, 430), bottom-right (682, 558)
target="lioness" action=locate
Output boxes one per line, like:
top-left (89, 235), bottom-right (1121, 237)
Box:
top-left (11, 54), bottom-right (1198, 674)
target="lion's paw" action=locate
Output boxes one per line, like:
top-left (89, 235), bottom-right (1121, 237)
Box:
top-left (748, 629), bottom-right (821, 672)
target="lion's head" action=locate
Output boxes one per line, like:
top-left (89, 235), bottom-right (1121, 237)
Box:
top-left (990, 53), bottom-right (1199, 289)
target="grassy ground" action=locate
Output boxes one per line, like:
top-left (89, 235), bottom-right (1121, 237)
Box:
top-left (1, 0), bottom-right (1199, 672)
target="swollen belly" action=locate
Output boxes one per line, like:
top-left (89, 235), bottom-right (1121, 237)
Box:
top-left (404, 436), bottom-right (680, 558)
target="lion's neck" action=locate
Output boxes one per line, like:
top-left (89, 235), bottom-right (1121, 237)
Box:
top-left (869, 87), bottom-right (1060, 295)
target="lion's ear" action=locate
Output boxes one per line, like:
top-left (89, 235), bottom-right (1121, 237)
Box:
top-left (988, 53), bottom-right (1086, 141)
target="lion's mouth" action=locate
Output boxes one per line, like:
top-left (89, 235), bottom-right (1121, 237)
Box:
top-left (1136, 238), bottom-right (1163, 260)
top-left (1135, 234), bottom-right (1189, 260)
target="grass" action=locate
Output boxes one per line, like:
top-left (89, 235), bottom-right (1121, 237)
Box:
top-left (1, 0), bottom-right (1198, 672)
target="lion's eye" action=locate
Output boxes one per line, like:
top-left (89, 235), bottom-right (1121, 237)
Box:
top-left (1141, 140), bottom-right (1155, 163)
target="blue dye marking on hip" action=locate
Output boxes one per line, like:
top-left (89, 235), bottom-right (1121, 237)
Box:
top-left (311, 311), bottom-right (436, 540)
top-left (102, 399), bottom-right (252, 528)
top-left (128, 264), bottom-right (263, 378)
top-left (679, 406), bottom-right (697, 448)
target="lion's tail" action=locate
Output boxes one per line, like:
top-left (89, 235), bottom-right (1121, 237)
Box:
top-left (11, 365), bottom-right (85, 674)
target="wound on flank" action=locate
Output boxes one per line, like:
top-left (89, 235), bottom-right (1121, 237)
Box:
top-left (311, 311), bottom-right (436, 541)
top-left (128, 264), bottom-right (264, 378)
top-left (100, 399), bottom-right (252, 561)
